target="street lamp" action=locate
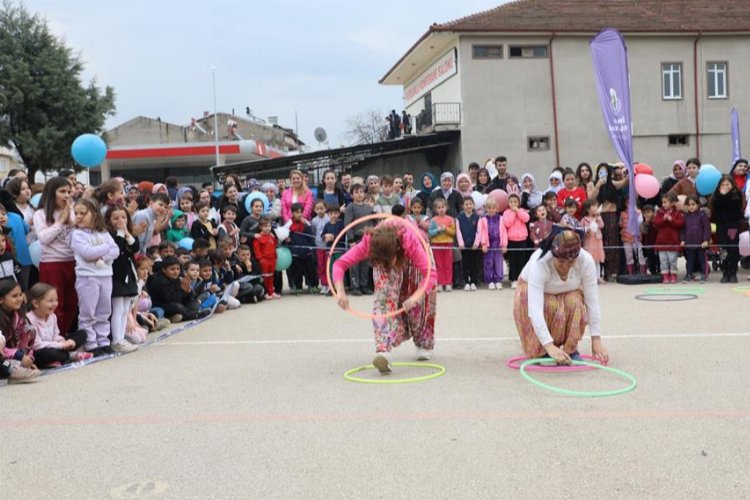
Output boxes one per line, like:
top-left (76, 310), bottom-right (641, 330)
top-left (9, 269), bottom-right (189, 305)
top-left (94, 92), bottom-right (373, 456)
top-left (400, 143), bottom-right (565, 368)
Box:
top-left (212, 66), bottom-right (219, 167)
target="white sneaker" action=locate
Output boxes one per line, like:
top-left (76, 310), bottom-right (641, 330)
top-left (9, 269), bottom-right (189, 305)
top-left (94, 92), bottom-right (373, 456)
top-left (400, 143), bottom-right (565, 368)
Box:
top-left (437, 286), bottom-right (443, 293)
top-left (488, 282), bottom-right (496, 290)
top-left (111, 341), bottom-right (139, 354)
top-left (372, 353), bottom-right (392, 374)
top-left (445, 285), bottom-right (453, 292)
top-left (496, 282), bottom-right (503, 290)
top-left (511, 281), bottom-right (518, 289)
top-left (470, 283), bottom-right (477, 291)
top-left (463, 284), bottom-right (471, 291)
top-left (320, 286), bottom-right (329, 295)
top-left (416, 347), bottom-right (432, 361)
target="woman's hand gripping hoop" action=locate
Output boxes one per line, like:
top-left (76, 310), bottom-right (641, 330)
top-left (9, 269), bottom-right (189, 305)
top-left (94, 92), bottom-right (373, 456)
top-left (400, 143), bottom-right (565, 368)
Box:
top-left (326, 213), bottom-right (434, 320)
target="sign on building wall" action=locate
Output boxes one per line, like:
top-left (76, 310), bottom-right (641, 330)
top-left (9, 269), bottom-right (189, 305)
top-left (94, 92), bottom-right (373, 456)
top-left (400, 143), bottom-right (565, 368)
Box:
top-left (404, 48), bottom-right (457, 107)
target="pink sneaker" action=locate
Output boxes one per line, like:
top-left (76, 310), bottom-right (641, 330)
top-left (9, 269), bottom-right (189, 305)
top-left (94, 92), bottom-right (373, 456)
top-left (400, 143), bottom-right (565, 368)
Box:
top-left (272, 293), bottom-right (281, 299)
top-left (661, 274), bottom-right (668, 283)
top-left (73, 351), bottom-right (94, 362)
top-left (265, 294), bottom-right (275, 300)
top-left (670, 274), bottom-right (678, 283)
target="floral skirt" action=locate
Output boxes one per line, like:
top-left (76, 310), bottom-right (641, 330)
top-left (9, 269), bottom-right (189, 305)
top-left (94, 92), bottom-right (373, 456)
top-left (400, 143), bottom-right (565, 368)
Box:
top-left (512, 279), bottom-right (588, 358)
top-left (372, 261), bottom-right (437, 353)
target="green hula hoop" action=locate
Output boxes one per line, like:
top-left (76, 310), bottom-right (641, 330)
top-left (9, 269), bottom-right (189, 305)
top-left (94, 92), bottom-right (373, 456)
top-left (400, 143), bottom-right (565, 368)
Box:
top-left (644, 286), bottom-right (705, 295)
top-left (344, 362), bottom-right (446, 384)
top-left (519, 359), bottom-right (637, 398)
top-left (731, 285), bottom-right (750, 294)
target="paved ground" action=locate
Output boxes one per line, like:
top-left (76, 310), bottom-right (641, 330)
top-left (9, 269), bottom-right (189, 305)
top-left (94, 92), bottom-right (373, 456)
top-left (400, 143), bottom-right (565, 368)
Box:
top-left (1, 278), bottom-right (750, 499)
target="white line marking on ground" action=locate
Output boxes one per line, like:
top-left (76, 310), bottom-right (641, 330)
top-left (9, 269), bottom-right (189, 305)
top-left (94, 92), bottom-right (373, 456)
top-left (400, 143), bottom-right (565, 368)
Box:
top-left (158, 332), bottom-right (750, 346)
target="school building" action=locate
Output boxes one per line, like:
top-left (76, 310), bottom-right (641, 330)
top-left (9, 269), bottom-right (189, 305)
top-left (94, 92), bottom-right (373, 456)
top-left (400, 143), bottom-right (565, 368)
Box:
top-left (379, 0), bottom-right (750, 180)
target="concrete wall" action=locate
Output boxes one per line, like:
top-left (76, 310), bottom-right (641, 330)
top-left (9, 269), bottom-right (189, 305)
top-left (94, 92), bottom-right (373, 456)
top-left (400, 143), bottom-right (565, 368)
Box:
top-left (405, 46), bottom-right (461, 119)
top-left (449, 33), bottom-right (750, 182)
top-left (459, 35), bottom-right (557, 179)
top-left (105, 117), bottom-right (188, 146)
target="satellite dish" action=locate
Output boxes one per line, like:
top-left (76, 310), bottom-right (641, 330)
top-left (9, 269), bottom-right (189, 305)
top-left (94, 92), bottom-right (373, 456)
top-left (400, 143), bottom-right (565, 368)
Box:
top-left (314, 127), bottom-right (328, 143)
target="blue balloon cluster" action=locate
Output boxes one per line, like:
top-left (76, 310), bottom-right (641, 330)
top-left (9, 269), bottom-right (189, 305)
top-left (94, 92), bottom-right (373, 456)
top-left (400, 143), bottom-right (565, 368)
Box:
top-left (71, 133), bottom-right (107, 168)
top-left (695, 164), bottom-right (721, 196)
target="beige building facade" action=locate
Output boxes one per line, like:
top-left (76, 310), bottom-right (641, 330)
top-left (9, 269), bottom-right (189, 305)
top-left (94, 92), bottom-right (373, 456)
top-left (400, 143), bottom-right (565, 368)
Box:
top-left (381, 1), bottom-right (750, 181)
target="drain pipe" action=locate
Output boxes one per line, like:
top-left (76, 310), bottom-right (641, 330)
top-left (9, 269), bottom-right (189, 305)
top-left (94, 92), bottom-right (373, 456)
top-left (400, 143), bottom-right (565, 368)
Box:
top-left (693, 32), bottom-right (702, 159)
top-left (548, 32), bottom-right (560, 166)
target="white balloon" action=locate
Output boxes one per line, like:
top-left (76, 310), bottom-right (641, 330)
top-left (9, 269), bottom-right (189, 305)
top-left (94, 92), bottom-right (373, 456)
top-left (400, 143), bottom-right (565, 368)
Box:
top-left (471, 191), bottom-right (485, 210)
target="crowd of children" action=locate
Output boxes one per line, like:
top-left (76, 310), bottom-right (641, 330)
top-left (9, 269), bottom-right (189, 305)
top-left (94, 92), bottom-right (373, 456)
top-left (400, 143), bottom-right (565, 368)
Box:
top-left (1, 155), bottom-right (747, 383)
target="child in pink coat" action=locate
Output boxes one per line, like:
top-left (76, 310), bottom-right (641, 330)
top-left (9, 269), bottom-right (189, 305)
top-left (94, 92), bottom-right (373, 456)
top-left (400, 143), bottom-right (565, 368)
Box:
top-left (502, 193), bottom-right (530, 288)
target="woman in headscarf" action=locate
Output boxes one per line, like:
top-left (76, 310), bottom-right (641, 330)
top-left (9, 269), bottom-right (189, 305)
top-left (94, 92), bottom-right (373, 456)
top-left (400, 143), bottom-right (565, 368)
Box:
top-left (660, 160), bottom-right (686, 195)
top-left (545, 171), bottom-right (564, 194)
top-left (416, 172), bottom-right (437, 217)
top-left (430, 172), bottom-right (463, 217)
top-left (513, 228), bottom-right (609, 365)
top-left (668, 158), bottom-right (700, 198)
top-left (456, 173), bottom-right (474, 199)
top-left (520, 173), bottom-right (543, 212)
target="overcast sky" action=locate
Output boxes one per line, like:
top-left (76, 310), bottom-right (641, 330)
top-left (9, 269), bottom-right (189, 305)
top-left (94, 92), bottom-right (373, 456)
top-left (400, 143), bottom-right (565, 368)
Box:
top-left (25, 0), bottom-right (505, 148)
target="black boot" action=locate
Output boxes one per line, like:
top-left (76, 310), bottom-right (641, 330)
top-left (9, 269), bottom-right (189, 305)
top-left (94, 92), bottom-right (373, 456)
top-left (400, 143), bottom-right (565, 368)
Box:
top-left (720, 269), bottom-right (729, 283)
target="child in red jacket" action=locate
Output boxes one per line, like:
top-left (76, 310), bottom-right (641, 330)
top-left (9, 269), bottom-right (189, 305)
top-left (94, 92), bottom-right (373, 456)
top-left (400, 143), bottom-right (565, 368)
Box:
top-left (253, 218), bottom-right (280, 299)
top-left (653, 192), bottom-right (684, 283)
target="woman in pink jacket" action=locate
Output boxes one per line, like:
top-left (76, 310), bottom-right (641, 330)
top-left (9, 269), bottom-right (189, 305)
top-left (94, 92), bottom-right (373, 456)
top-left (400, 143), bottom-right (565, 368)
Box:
top-left (503, 193), bottom-right (530, 288)
top-left (332, 220), bottom-right (437, 374)
top-left (280, 169), bottom-right (314, 223)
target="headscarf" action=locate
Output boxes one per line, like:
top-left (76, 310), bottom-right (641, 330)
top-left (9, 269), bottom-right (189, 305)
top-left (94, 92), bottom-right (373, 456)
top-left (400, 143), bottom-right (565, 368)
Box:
top-left (550, 229), bottom-right (581, 260)
top-left (420, 172), bottom-right (437, 194)
top-left (152, 183), bottom-right (168, 194)
top-left (440, 172), bottom-right (455, 198)
top-left (246, 178), bottom-right (261, 191)
top-left (539, 224), bottom-right (581, 259)
top-left (521, 173), bottom-right (543, 209)
top-left (671, 160), bottom-right (687, 180)
top-left (546, 171), bottom-right (563, 194)
top-left (366, 175), bottom-right (379, 186)
top-left (456, 173), bottom-right (473, 198)
top-left (261, 182), bottom-right (279, 195)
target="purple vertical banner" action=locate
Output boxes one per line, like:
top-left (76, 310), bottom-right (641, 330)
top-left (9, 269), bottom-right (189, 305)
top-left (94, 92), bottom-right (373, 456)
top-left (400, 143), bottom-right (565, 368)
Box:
top-left (590, 28), bottom-right (638, 236)
top-left (731, 108), bottom-right (741, 163)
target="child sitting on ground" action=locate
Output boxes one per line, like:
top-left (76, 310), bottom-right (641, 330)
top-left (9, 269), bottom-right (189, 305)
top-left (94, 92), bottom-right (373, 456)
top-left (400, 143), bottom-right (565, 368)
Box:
top-left (148, 256), bottom-right (207, 322)
top-left (28, 283), bottom-right (92, 368)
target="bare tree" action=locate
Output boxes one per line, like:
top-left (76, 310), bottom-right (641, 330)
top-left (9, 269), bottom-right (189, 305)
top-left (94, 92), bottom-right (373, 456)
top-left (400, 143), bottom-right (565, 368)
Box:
top-left (345, 108), bottom-right (389, 145)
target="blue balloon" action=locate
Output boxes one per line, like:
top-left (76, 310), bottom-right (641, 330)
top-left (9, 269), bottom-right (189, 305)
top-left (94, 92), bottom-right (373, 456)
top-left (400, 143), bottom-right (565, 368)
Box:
top-left (178, 237), bottom-right (195, 251)
top-left (71, 133), bottom-right (107, 168)
top-left (30, 193), bottom-right (42, 209)
top-left (696, 168), bottom-right (722, 196)
top-left (700, 164), bottom-right (718, 172)
top-left (244, 191), bottom-right (269, 214)
top-left (29, 240), bottom-right (41, 267)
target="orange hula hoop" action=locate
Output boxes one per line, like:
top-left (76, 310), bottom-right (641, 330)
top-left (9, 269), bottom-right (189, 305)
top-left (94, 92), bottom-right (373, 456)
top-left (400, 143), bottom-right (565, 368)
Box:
top-left (326, 213), bottom-right (434, 320)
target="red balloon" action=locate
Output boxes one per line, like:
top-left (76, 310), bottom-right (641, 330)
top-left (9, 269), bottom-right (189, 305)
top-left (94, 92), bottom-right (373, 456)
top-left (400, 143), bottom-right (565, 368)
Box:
top-left (634, 163), bottom-right (654, 176)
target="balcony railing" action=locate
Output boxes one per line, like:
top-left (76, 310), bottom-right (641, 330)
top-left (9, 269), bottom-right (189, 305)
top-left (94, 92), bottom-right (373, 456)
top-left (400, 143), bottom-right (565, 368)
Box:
top-left (416, 102), bottom-right (461, 133)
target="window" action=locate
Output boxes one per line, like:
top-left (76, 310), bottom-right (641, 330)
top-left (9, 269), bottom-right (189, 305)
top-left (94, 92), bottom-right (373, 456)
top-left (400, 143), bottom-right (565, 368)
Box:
top-left (707, 62), bottom-right (728, 98)
top-left (509, 45), bottom-right (548, 59)
top-left (528, 136), bottom-right (550, 151)
top-left (472, 45), bottom-right (503, 59)
top-left (662, 63), bottom-right (682, 100)
top-left (668, 134), bottom-right (689, 146)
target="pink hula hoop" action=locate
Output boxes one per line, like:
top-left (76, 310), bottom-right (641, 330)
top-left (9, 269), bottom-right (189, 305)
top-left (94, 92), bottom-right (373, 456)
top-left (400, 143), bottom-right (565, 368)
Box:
top-left (505, 354), bottom-right (600, 373)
